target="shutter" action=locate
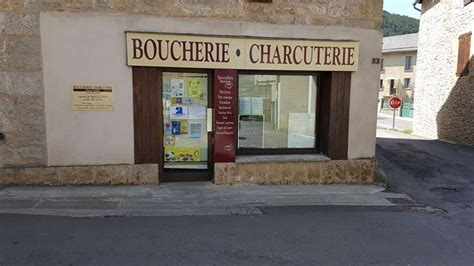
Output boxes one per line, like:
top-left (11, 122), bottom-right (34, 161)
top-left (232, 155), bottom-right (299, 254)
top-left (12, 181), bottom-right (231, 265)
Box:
top-left (464, 0), bottom-right (473, 6)
top-left (457, 33), bottom-right (471, 77)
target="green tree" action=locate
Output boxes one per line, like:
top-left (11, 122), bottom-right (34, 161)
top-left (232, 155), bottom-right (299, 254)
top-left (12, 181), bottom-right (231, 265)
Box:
top-left (383, 11), bottom-right (420, 37)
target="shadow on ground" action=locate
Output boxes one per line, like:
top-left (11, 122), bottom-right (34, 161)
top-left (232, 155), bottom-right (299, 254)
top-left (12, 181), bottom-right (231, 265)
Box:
top-left (376, 136), bottom-right (474, 211)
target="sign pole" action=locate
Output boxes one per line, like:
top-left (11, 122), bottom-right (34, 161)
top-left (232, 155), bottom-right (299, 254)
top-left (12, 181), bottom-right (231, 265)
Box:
top-left (393, 108), bottom-right (396, 130)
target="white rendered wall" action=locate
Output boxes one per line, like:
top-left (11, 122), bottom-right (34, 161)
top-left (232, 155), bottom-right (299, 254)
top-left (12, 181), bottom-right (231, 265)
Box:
top-left (414, 1), bottom-right (474, 140)
top-left (41, 12), bottom-right (382, 165)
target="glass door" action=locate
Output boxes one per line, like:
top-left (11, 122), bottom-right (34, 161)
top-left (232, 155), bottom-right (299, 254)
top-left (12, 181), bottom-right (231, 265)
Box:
top-left (161, 71), bottom-right (211, 181)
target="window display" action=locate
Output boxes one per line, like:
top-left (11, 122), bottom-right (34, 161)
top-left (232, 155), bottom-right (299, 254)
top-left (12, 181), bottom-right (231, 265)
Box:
top-left (238, 74), bottom-right (318, 151)
top-left (162, 72), bottom-right (209, 169)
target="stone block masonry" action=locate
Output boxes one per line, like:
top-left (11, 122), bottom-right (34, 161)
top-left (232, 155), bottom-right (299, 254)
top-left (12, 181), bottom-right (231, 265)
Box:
top-left (214, 159), bottom-right (376, 185)
top-left (0, 10), bottom-right (45, 167)
top-left (0, 164), bottom-right (159, 185)
top-left (414, 1), bottom-right (473, 145)
top-left (0, 0), bottom-right (382, 169)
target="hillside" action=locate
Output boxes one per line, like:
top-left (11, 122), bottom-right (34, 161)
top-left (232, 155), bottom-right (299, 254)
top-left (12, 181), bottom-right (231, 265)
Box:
top-left (383, 11), bottom-right (420, 37)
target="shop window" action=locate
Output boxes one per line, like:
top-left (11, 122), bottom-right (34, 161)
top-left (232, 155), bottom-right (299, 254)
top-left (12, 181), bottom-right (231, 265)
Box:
top-left (403, 78), bottom-right (411, 89)
top-left (237, 73), bottom-right (318, 154)
top-left (457, 32), bottom-right (471, 77)
top-left (405, 56), bottom-right (413, 72)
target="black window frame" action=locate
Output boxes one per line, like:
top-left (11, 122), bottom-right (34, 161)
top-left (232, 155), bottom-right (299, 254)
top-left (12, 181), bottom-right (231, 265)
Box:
top-left (405, 56), bottom-right (413, 72)
top-left (236, 70), bottom-right (322, 156)
top-left (403, 78), bottom-right (411, 89)
top-left (389, 79), bottom-right (396, 95)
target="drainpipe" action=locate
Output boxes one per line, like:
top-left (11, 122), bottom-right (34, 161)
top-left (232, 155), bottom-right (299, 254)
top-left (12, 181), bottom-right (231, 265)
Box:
top-left (413, 0), bottom-right (422, 12)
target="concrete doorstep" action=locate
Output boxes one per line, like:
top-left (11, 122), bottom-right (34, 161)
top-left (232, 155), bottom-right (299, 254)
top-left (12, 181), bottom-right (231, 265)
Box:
top-left (0, 183), bottom-right (414, 217)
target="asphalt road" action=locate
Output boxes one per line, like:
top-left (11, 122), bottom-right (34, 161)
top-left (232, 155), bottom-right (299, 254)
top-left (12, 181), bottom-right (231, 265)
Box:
top-left (1, 130), bottom-right (473, 265)
top-left (1, 208), bottom-right (473, 265)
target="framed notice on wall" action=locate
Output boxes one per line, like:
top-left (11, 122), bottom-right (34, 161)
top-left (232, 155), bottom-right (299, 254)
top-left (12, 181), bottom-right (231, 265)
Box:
top-left (72, 84), bottom-right (114, 111)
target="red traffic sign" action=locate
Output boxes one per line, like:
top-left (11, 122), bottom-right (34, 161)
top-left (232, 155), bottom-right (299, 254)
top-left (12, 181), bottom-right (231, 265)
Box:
top-left (389, 97), bottom-right (402, 109)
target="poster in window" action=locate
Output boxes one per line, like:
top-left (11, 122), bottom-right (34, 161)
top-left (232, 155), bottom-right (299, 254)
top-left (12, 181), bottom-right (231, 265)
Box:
top-left (171, 121), bottom-right (180, 135)
top-left (163, 135), bottom-right (175, 146)
top-left (171, 79), bottom-right (185, 97)
top-left (164, 121), bottom-right (172, 135)
top-left (164, 147), bottom-right (201, 162)
top-left (187, 80), bottom-right (202, 98)
top-left (190, 123), bottom-right (202, 139)
top-left (170, 105), bottom-right (188, 120)
top-left (188, 106), bottom-right (207, 120)
top-left (180, 120), bottom-right (188, 134)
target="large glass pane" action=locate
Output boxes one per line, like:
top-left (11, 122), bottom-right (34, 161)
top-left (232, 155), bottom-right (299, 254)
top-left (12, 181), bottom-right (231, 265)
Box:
top-left (162, 72), bottom-right (208, 169)
top-left (238, 74), bottom-right (317, 149)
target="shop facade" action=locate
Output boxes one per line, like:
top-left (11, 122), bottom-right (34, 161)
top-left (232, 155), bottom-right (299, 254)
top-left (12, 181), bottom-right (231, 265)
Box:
top-left (0, 1), bottom-right (382, 185)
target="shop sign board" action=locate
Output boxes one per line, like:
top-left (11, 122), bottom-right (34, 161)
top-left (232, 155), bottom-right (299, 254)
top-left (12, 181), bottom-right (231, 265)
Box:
top-left (213, 69), bottom-right (237, 162)
top-left (72, 84), bottom-right (114, 111)
top-left (126, 32), bottom-right (359, 72)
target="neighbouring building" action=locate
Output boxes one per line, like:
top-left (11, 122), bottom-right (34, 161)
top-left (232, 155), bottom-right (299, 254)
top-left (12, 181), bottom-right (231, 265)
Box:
top-left (379, 33), bottom-right (418, 117)
top-left (0, 0), bottom-right (383, 185)
top-left (413, 0), bottom-right (473, 144)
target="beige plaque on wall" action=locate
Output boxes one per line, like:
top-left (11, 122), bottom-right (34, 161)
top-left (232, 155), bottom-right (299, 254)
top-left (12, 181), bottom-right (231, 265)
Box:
top-left (72, 84), bottom-right (114, 111)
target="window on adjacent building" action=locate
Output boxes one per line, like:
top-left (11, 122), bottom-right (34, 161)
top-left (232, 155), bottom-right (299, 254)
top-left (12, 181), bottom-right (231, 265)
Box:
top-left (457, 32), bottom-right (471, 77)
top-left (380, 79), bottom-right (384, 90)
top-left (465, 0), bottom-right (473, 6)
top-left (389, 79), bottom-right (396, 95)
top-left (237, 73), bottom-right (318, 153)
top-left (405, 56), bottom-right (413, 71)
top-left (380, 59), bottom-right (385, 72)
top-left (403, 78), bottom-right (411, 89)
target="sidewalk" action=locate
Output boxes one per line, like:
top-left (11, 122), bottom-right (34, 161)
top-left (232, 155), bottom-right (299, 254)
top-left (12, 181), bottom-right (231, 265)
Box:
top-left (0, 183), bottom-right (413, 217)
top-left (377, 112), bottom-right (413, 131)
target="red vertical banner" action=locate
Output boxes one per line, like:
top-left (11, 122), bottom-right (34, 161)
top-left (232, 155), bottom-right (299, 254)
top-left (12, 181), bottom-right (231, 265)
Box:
top-left (213, 69), bottom-right (237, 162)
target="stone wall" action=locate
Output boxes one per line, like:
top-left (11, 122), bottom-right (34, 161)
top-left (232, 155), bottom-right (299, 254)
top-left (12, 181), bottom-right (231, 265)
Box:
top-left (414, 1), bottom-right (473, 144)
top-left (0, 0), bottom-right (382, 168)
top-left (214, 159), bottom-right (375, 185)
top-left (0, 7), bottom-right (45, 167)
top-left (0, 164), bottom-right (159, 185)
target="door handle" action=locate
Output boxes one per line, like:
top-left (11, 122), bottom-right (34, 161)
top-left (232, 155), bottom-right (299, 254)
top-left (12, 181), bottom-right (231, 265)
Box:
top-left (207, 108), bottom-right (213, 132)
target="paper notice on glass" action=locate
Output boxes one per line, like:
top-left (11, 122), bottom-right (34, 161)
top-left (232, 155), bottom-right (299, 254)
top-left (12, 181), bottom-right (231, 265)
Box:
top-left (251, 97), bottom-right (264, 115)
top-left (188, 106), bottom-right (207, 120)
top-left (187, 80), bottom-right (202, 98)
top-left (164, 147), bottom-right (200, 162)
top-left (170, 105), bottom-right (188, 120)
top-left (180, 120), bottom-right (188, 134)
top-left (171, 79), bottom-right (185, 97)
top-left (164, 121), bottom-right (172, 134)
top-left (239, 97), bottom-right (252, 115)
top-left (171, 121), bottom-right (180, 135)
top-left (163, 135), bottom-right (175, 146)
top-left (190, 123), bottom-right (202, 139)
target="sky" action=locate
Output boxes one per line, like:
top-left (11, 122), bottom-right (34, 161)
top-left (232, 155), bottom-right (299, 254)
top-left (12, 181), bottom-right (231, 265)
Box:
top-left (383, 0), bottom-right (421, 19)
